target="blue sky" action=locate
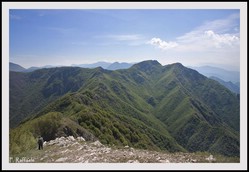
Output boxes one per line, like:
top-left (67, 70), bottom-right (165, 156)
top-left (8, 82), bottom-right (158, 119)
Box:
top-left (10, 9), bottom-right (240, 70)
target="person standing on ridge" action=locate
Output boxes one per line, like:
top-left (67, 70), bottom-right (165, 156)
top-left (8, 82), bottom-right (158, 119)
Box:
top-left (38, 136), bottom-right (44, 150)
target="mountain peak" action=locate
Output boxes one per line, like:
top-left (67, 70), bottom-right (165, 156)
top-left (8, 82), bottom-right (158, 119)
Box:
top-left (9, 62), bottom-right (26, 72)
top-left (140, 60), bottom-right (161, 66)
top-left (168, 62), bottom-right (184, 68)
top-left (107, 62), bottom-right (133, 70)
top-left (131, 60), bottom-right (162, 74)
top-left (132, 60), bottom-right (161, 69)
top-left (165, 63), bottom-right (187, 74)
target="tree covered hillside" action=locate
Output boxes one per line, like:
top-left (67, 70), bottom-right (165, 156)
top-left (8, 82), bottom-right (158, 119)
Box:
top-left (10, 61), bottom-right (240, 157)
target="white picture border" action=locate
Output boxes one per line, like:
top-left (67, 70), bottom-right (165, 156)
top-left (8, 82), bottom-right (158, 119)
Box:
top-left (2, 2), bottom-right (247, 170)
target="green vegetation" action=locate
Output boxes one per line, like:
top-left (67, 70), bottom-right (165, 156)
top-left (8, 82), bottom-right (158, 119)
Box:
top-left (10, 112), bottom-right (62, 155)
top-left (10, 112), bottom-right (95, 155)
top-left (10, 60), bottom-right (240, 157)
top-left (10, 67), bottom-right (101, 128)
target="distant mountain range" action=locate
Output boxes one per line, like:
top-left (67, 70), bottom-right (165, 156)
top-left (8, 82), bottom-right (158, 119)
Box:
top-left (72, 61), bottom-right (112, 69)
top-left (210, 76), bottom-right (240, 94)
top-left (10, 62), bottom-right (134, 73)
top-left (9, 62), bottom-right (55, 73)
top-left (10, 62), bottom-right (240, 93)
top-left (10, 60), bottom-right (239, 157)
top-left (9, 62), bottom-right (26, 72)
top-left (72, 61), bottom-right (134, 70)
top-left (190, 66), bottom-right (240, 83)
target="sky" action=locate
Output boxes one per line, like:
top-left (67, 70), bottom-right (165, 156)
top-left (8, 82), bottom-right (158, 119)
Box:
top-left (9, 9), bottom-right (240, 71)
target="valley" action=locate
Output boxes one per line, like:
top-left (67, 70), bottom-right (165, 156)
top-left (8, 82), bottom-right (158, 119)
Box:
top-left (9, 60), bottom-right (240, 161)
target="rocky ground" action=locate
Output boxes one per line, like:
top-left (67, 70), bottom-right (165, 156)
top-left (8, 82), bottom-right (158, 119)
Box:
top-left (10, 136), bottom-right (239, 163)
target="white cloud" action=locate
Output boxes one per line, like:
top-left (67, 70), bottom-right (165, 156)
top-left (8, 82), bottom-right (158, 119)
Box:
top-left (147, 38), bottom-right (178, 50)
top-left (175, 30), bottom-right (239, 51)
top-left (95, 34), bottom-right (146, 46)
top-left (176, 13), bottom-right (240, 51)
top-left (204, 30), bottom-right (239, 48)
top-left (197, 13), bottom-right (239, 34)
top-left (147, 13), bottom-right (239, 51)
top-left (101, 34), bottom-right (143, 41)
top-left (147, 13), bottom-right (240, 70)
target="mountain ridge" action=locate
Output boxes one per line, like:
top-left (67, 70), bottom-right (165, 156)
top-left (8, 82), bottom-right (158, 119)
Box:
top-left (210, 76), bottom-right (240, 94)
top-left (9, 62), bottom-right (26, 72)
top-left (10, 60), bottom-right (240, 157)
top-left (190, 65), bottom-right (240, 83)
top-left (10, 62), bottom-right (240, 85)
top-left (10, 61), bottom-right (134, 73)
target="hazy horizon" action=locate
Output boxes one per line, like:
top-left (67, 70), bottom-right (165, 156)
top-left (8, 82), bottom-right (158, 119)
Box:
top-left (10, 9), bottom-right (240, 71)
top-left (10, 60), bottom-right (241, 73)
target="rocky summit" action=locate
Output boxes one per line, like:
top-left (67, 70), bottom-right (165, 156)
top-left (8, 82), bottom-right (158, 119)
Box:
top-left (10, 136), bottom-right (238, 163)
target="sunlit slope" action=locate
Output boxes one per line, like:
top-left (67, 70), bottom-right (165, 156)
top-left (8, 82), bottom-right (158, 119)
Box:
top-left (10, 60), bottom-right (239, 156)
